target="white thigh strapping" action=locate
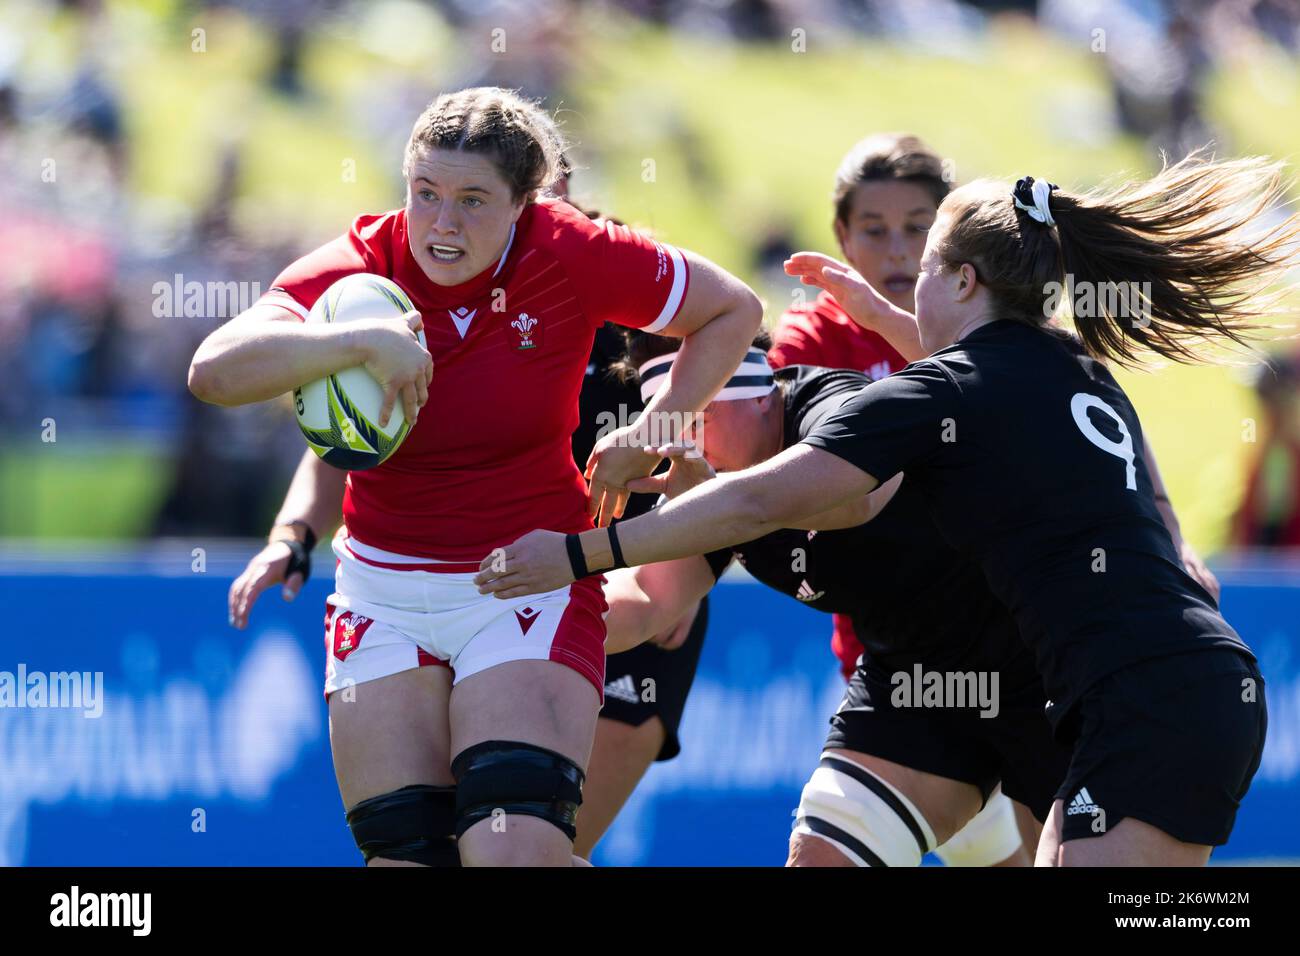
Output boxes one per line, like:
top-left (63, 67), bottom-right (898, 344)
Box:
top-left (933, 787), bottom-right (1023, 867)
top-left (793, 752), bottom-right (938, 867)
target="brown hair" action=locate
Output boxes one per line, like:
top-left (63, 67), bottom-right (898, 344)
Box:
top-left (934, 151), bottom-right (1300, 366)
top-left (614, 328), bottom-right (773, 385)
top-left (403, 87), bottom-right (566, 202)
top-left (832, 133), bottom-right (951, 225)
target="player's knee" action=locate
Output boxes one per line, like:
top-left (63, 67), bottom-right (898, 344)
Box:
top-left (934, 790), bottom-right (1026, 867)
top-left (787, 830), bottom-right (855, 867)
top-left (791, 753), bottom-right (937, 867)
top-left (451, 740), bottom-right (585, 856)
top-left (345, 783), bottom-right (460, 866)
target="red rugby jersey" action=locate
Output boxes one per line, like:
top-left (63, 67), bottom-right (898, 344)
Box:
top-left (258, 198), bottom-right (689, 560)
top-left (770, 290), bottom-right (906, 380)
top-left (769, 290), bottom-right (906, 680)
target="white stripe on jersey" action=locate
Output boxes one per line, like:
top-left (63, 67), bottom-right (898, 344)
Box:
top-left (264, 290), bottom-right (310, 320)
top-left (337, 528), bottom-right (462, 566)
top-left (642, 244), bottom-right (688, 333)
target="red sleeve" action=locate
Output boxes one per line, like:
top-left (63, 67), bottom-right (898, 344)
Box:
top-left (256, 213), bottom-right (395, 321)
top-left (566, 215), bottom-right (690, 332)
top-left (769, 306), bottom-right (830, 368)
top-left (830, 614), bottom-right (864, 682)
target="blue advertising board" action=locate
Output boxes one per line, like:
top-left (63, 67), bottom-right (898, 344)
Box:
top-left (1, 555), bottom-right (1296, 866)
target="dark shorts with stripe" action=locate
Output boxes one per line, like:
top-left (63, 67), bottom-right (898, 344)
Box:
top-left (824, 663), bottom-right (1071, 822)
top-left (598, 597), bottom-right (708, 761)
top-left (1055, 648), bottom-right (1267, 847)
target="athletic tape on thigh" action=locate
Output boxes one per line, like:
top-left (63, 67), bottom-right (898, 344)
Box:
top-left (934, 788), bottom-right (1023, 867)
top-left (344, 784), bottom-right (460, 866)
top-left (793, 753), bottom-right (938, 867)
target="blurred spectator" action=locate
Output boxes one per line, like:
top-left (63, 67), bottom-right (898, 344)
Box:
top-left (1231, 352), bottom-right (1300, 549)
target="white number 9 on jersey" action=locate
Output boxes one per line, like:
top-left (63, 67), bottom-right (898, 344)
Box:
top-left (1070, 393), bottom-right (1137, 490)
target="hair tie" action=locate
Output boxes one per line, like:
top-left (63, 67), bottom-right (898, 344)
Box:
top-left (1012, 176), bottom-right (1058, 227)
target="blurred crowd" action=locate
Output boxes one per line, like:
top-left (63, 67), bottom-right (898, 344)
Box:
top-left (2, 0), bottom-right (1299, 546)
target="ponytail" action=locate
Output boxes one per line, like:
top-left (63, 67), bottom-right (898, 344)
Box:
top-left (937, 151), bottom-right (1300, 366)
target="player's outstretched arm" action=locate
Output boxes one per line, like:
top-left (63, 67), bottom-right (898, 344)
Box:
top-left (788, 473), bottom-right (905, 531)
top-left (228, 451), bottom-right (346, 629)
top-left (606, 443), bottom-right (877, 567)
top-left (477, 444), bottom-right (878, 599)
top-left (188, 303), bottom-right (433, 425)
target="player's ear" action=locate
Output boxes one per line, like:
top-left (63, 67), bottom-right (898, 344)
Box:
top-left (954, 262), bottom-right (979, 302)
top-left (833, 218), bottom-right (849, 255)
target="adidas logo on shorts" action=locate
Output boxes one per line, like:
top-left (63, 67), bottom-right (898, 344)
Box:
top-left (1066, 786), bottom-right (1100, 816)
top-left (604, 674), bottom-right (639, 704)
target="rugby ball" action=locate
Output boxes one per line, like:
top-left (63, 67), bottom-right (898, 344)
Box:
top-left (293, 273), bottom-right (425, 471)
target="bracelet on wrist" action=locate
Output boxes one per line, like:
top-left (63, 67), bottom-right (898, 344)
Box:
top-left (564, 525), bottom-right (629, 580)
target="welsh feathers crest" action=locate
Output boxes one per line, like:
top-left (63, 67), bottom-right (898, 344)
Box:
top-left (511, 312), bottom-right (539, 349)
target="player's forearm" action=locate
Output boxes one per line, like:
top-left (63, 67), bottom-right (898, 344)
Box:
top-left (866, 306), bottom-right (926, 362)
top-left (189, 311), bottom-right (368, 406)
top-left (582, 464), bottom-right (807, 569)
top-left (273, 451), bottom-right (347, 543)
top-left (639, 297), bottom-right (762, 431)
top-left (580, 445), bottom-right (877, 569)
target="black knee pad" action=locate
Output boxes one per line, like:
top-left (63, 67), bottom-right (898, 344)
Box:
top-left (451, 741), bottom-right (585, 841)
top-left (345, 784), bottom-right (460, 866)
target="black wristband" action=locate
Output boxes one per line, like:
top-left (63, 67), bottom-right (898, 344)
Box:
top-left (607, 523), bottom-right (628, 569)
top-left (289, 520), bottom-right (318, 553)
top-left (283, 537), bottom-right (312, 583)
top-left (565, 533), bottom-right (589, 580)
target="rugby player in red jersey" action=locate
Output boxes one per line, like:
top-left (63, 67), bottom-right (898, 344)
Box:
top-left (189, 87), bottom-right (761, 867)
top-left (225, 165), bottom-right (713, 865)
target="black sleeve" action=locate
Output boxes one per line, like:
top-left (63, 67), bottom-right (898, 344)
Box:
top-left (800, 361), bottom-right (961, 484)
top-left (703, 548), bottom-right (734, 579)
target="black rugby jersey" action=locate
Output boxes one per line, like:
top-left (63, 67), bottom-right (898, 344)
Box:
top-left (801, 320), bottom-right (1251, 728)
top-left (705, 366), bottom-right (1037, 690)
